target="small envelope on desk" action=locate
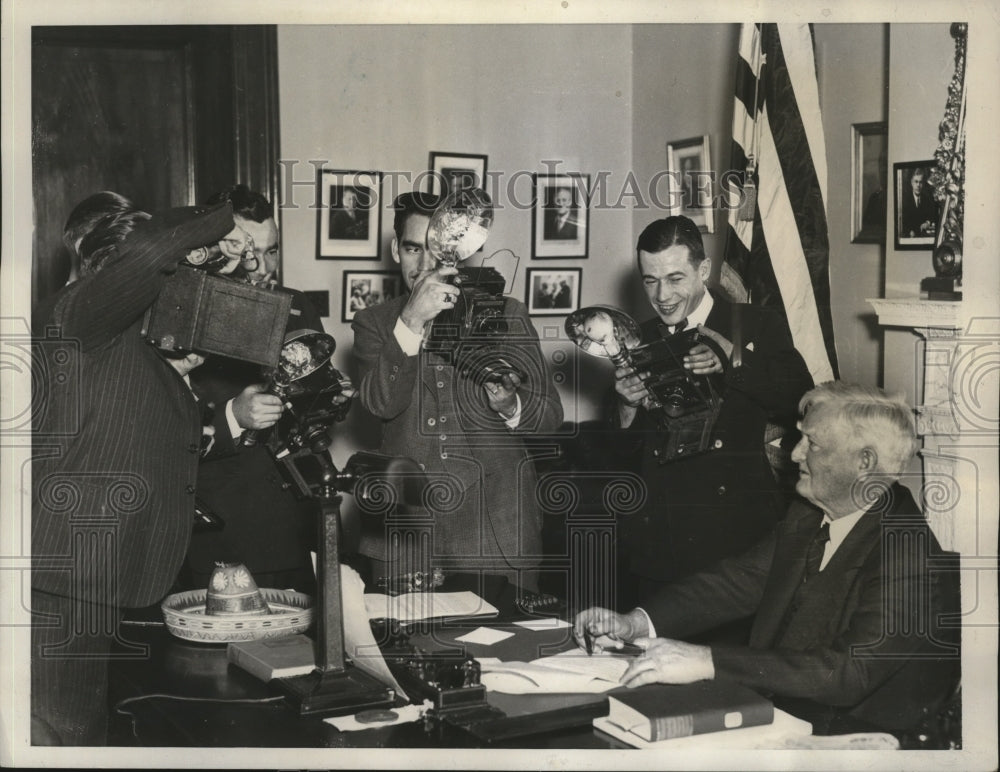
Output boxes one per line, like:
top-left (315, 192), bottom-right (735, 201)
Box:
top-left (513, 618), bottom-right (572, 631)
top-left (455, 627), bottom-right (515, 645)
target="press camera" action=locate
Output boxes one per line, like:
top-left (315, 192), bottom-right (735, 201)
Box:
top-left (422, 188), bottom-right (526, 385)
top-left (566, 306), bottom-right (725, 462)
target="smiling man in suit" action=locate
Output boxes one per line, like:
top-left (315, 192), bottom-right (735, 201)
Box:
top-left (608, 215), bottom-right (813, 607)
top-left (575, 382), bottom-right (960, 736)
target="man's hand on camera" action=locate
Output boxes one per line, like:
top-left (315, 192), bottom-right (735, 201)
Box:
top-left (232, 383), bottom-right (284, 430)
top-left (683, 325), bottom-right (733, 375)
top-left (614, 364), bottom-right (651, 428)
top-left (484, 371), bottom-right (519, 419)
top-left (399, 266), bottom-right (460, 335)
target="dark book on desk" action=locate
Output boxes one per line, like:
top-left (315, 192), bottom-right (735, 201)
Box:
top-left (227, 634), bottom-right (316, 681)
top-left (605, 681), bottom-right (773, 742)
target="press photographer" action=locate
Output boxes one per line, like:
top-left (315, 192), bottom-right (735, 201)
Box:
top-left (31, 198), bottom-right (237, 745)
top-left (175, 185), bottom-right (339, 596)
top-left (605, 215), bottom-right (813, 608)
top-left (352, 190), bottom-right (563, 593)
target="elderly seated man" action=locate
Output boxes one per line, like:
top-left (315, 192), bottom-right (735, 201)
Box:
top-left (575, 381), bottom-right (960, 737)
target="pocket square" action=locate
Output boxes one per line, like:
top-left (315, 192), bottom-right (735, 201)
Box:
top-left (745, 342), bottom-right (755, 352)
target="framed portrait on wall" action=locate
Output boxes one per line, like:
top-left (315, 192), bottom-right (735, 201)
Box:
top-left (317, 169), bottom-right (382, 259)
top-left (893, 160), bottom-right (940, 250)
top-left (428, 151), bottom-right (488, 199)
top-left (525, 267), bottom-right (581, 316)
top-left (666, 135), bottom-right (714, 233)
top-left (342, 270), bottom-right (401, 322)
top-left (531, 173), bottom-right (590, 259)
top-left (851, 121), bottom-right (888, 243)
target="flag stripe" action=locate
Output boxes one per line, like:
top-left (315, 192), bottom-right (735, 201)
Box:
top-left (722, 22), bottom-right (838, 383)
top-left (777, 25), bottom-right (828, 210)
top-left (757, 105), bottom-right (836, 384)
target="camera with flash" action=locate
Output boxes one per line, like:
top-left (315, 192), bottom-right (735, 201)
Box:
top-left (422, 188), bottom-right (526, 385)
top-left (567, 305), bottom-right (725, 462)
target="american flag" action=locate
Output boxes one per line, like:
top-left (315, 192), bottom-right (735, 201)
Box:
top-left (723, 23), bottom-right (838, 383)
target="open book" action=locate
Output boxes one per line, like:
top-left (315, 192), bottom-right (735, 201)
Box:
top-left (477, 647), bottom-right (633, 694)
top-left (364, 590), bottom-right (498, 622)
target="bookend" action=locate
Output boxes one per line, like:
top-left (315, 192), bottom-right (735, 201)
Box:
top-left (275, 497), bottom-right (395, 716)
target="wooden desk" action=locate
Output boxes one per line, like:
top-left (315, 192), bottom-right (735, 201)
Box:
top-left (107, 577), bottom-right (623, 748)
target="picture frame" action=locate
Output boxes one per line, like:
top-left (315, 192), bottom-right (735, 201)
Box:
top-left (341, 270), bottom-right (402, 322)
top-left (317, 169), bottom-right (383, 259)
top-left (665, 135), bottom-right (714, 233)
top-left (851, 122), bottom-right (888, 244)
top-left (893, 160), bottom-right (941, 251)
top-left (525, 267), bottom-right (582, 316)
top-left (428, 151), bottom-right (488, 199)
top-left (531, 173), bottom-right (590, 259)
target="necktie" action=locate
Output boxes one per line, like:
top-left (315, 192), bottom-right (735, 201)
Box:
top-left (673, 318), bottom-right (688, 335)
top-left (803, 522), bottom-right (830, 581)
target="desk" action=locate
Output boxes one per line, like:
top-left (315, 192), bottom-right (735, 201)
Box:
top-left (107, 576), bottom-right (625, 748)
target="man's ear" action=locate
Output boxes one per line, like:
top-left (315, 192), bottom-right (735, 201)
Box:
top-left (698, 258), bottom-right (711, 282)
top-left (859, 446), bottom-right (878, 472)
top-left (390, 237), bottom-right (401, 265)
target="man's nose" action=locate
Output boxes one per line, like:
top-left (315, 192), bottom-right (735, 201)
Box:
top-left (656, 281), bottom-right (672, 301)
top-left (790, 437), bottom-right (807, 464)
top-left (419, 251), bottom-right (436, 272)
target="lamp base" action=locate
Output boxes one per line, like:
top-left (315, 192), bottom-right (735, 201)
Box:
top-left (920, 276), bottom-right (963, 301)
top-left (275, 665), bottom-right (395, 717)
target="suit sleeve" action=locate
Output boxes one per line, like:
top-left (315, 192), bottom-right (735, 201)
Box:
top-left (501, 298), bottom-right (563, 434)
top-left (50, 203), bottom-right (234, 352)
top-left (724, 306), bottom-right (813, 424)
top-left (641, 531), bottom-right (776, 638)
top-left (352, 305), bottom-right (421, 420)
top-left (707, 546), bottom-right (942, 707)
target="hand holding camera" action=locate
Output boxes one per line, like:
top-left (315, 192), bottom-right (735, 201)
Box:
top-left (400, 265), bottom-right (460, 334)
top-left (232, 383), bottom-right (285, 431)
top-left (484, 370), bottom-right (520, 418)
top-left (682, 325), bottom-right (734, 375)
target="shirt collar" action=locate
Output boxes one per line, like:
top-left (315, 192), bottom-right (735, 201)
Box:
top-left (822, 508), bottom-right (867, 561)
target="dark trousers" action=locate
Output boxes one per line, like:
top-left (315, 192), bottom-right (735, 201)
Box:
top-left (30, 589), bottom-right (126, 746)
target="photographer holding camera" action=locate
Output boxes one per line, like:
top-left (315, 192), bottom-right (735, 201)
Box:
top-left (610, 216), bottom-right (813, 610)
top-left (352, 192), bottom-right (563, 593)
top-left (181, 185), bottom-right (340, 595)
top-left (31, 197), bottom-right (237, 745)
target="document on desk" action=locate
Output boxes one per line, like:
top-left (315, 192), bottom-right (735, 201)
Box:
top-left (477, 647), bottom-right (632, 694)
top-left (340, 564), bottom-right (408, 701)
top-left (364, 590), bottom-right (499, 622)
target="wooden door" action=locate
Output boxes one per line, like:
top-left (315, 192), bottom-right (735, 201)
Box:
top-left (31, 25), bottom-right (280, 308)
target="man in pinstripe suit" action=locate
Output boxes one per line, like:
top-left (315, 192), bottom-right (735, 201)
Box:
top-left (30, 199), bottom-right (236, 745)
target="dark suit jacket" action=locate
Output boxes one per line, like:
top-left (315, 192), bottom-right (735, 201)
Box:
top-left (900, 189), bottom-right (939, 238)
top-left (543, 209), bottom-right (579, 240)
top-left (614, 292), bottom-right (813, 586)
top-left (642, 483), bottom-right (961, 732)
top-left (32, 203), bottom-right (235, 607)
top-left (183, 289), bottom-right (324, 587)
top-left (352, 294), bottom-right (563, 573)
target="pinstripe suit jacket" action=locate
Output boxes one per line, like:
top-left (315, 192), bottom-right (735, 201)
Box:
top-left (641, 483), bottom-right (960, 731)
top-left (32, 204), bottom-right (235, 607)
top-left (352, 294), bottom-right (563, 571)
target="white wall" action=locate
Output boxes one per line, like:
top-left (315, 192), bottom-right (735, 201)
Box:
top-left (277, 25), bottom-right (634, 459)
